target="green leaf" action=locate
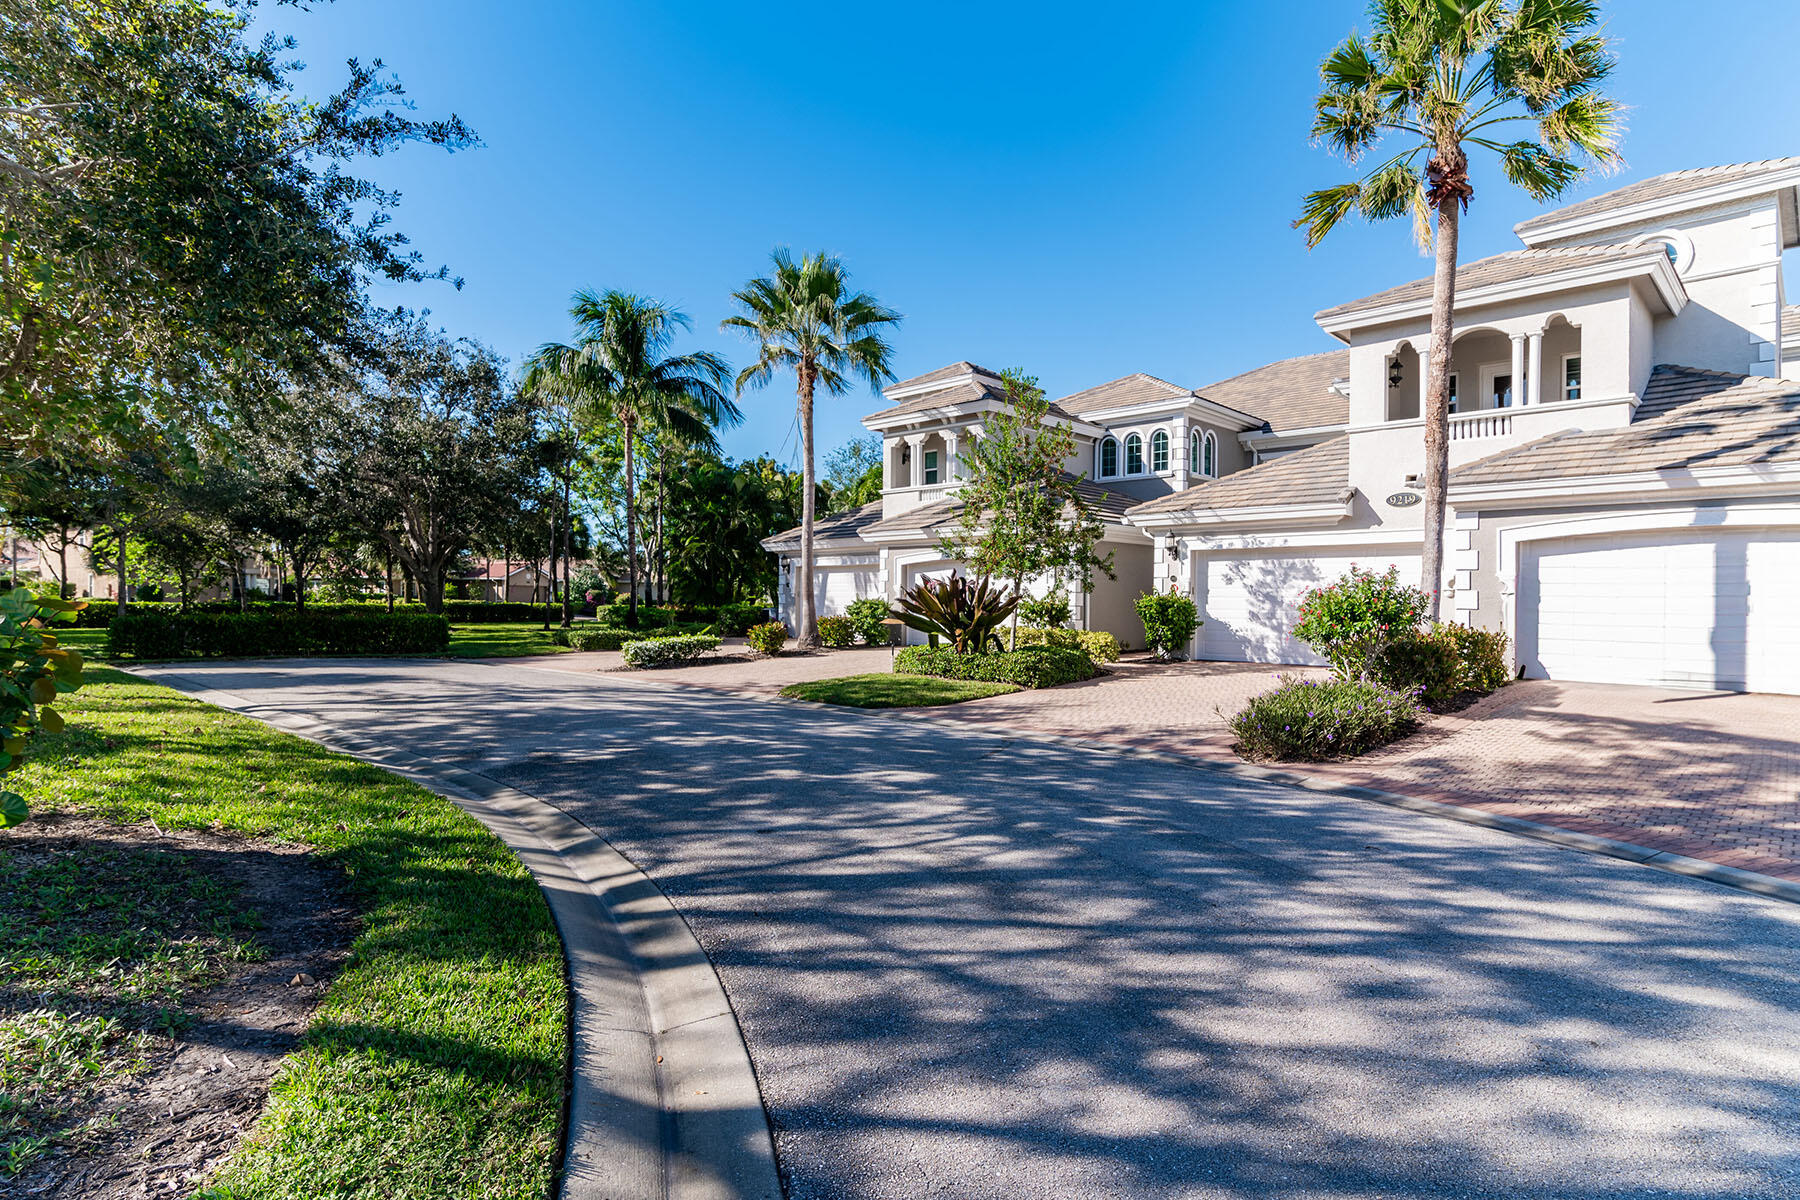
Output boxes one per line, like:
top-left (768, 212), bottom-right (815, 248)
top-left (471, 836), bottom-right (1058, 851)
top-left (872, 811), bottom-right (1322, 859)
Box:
top-left (0, 791), bottom-right (26, 828)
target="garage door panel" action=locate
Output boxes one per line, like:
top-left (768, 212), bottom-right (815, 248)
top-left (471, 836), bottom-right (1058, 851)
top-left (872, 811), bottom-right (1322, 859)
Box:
top-left (1521, 528), bottom-right (1800, 695)
top-left (1198, 549), bottom-right (1419, 666)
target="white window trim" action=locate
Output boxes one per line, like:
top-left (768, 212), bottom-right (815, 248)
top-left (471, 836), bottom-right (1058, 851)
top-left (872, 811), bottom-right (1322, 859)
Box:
top-left (1125, 432), bottom-right (1145, 476)
top-left (1151, 429), bottom-right (1170, 474)
top-left (1099, 436), bottom-right (1119, 478)
top-left (1561, 353), bottom-right (1582, 402)
top-left (1188, 428), bottom-right (1202, 475)
top-left (1202, 429), bottom-right (1218, 478)
top-left (922, 449), bottom-right (940, 485)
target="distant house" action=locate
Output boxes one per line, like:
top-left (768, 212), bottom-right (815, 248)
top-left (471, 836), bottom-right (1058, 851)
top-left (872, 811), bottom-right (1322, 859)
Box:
top-left (765, 157), bottom-right (1800, 694)
top-left (456, 559), bottom-right (556, 604)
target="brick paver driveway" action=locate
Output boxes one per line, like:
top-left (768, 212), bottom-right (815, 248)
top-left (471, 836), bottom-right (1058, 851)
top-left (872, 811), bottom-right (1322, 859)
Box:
top-left (918, 657), bottom-right (1800, 883)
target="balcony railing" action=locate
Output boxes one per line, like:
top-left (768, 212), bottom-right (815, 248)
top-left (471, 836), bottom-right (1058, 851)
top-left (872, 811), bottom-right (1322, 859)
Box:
top-left (1448, 409), bottom-right (1513, 440)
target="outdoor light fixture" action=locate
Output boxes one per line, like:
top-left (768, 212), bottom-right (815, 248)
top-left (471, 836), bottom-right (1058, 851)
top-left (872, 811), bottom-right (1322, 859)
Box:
top-left (1388, 358), bottom-right (1404, 389)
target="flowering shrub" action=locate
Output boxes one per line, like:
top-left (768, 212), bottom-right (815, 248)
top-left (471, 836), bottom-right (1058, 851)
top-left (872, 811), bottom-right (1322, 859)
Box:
top-left (844, 598), bottom-right (892, 646)
top-left (1292, 565), bottom-right (1429, 679)
top-left (817, 616), bottom-right (855, 648)
top-left (746, 621), bottom-right (788, 656)
top-left (1228, 675), bottom-right (1422, 761)
top-left (620, 635), bottom-right (722, 668)
top-left (1135, 592), bottom-right (1199, 660)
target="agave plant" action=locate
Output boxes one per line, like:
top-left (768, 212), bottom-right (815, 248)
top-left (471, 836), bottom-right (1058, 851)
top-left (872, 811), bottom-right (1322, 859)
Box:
top-left (893, 574), bottom-right (1020, 654)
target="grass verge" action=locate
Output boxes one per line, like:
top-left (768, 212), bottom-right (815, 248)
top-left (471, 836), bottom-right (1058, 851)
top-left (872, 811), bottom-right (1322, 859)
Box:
top-left (5, 668), bottom-right (568, 1198)
top-left (779, 673), bottom-right (1020, 708)
top-left (443, 622), bottom-right (574, 658)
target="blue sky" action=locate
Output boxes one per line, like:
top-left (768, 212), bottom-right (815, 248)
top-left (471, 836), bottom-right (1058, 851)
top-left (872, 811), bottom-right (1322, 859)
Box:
top-left (264, 1), bottom-right (1798, 465)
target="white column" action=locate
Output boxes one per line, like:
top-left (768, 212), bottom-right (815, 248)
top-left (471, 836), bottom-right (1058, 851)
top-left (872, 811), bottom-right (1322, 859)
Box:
top-left (944, 429), bottom-right (961, 482)
top-left (1172, 416), bottom-right (1191, 487)
top-left (1508, 333), bottom-right (1526, 408)
top-left (1526, 331), bottom-right (1544, 406)
top-left (906, 434), bottom-right (924, 487)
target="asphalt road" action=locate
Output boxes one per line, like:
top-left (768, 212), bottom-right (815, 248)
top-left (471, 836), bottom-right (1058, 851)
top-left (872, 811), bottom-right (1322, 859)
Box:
top-left (139, 658), bottom-right (1800, 1200)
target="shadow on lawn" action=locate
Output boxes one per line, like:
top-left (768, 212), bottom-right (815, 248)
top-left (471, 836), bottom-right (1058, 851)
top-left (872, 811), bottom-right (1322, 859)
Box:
top-left (145, 660), bottom-right (1800, 1200)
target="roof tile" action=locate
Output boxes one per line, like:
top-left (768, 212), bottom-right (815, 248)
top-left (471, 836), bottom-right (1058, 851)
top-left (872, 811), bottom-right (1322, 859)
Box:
top-left (1126, 436), bottom-right (1351, 517)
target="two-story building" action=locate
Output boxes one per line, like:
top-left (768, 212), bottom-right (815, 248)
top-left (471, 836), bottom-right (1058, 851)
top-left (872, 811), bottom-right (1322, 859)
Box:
top-left (765, 157), bottom-right (1800, 692)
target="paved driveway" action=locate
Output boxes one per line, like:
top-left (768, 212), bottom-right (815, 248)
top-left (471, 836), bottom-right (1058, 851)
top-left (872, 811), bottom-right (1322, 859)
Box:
top-left (919, 659), bottom-right (1800, 881)
top-left (139, 659), bottom-right (1800, 1200)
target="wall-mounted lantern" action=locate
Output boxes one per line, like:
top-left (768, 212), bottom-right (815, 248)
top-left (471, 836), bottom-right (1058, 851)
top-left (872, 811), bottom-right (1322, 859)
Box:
top-left (1388, 358), bottom-right (1405, 390)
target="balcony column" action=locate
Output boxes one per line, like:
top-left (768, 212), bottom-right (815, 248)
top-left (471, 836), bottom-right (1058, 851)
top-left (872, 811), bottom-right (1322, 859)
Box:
top-left (1526, 330), bottom-right (1545, 406)
top-left (906, 433), bottom-right (925, 488)
top-left (944, 429), bottom-right (961, 482)
top-left (1172, 416), bottom-right (1191, 488)
top-left (1509, 333), bottom-right (1526, 408)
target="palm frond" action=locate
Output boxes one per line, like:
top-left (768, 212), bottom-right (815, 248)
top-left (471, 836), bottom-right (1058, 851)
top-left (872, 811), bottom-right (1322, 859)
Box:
top-left (1295, 182), bottom-right (1364, 249)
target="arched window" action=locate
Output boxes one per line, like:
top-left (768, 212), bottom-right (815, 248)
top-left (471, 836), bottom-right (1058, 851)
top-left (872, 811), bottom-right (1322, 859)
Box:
top-left (1202, 430), bottom-right (1218, 478)
top-left (1150, 430), bottom-right (1169, 473)
top-left (1188, 429), bottom-right (1202, 474)
top-left (1125, 433), bottom-right (1144, 475)
top-left (1099, 436), bottom-right (1118, 477)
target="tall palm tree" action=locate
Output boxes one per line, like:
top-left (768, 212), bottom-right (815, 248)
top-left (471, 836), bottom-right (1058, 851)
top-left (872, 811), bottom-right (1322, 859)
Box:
top-left (525, 290), bottom-right (739, 627)
top-left (1297, 0), bottom-right (1622, 618)
top-left (723, 250), bottom-right (900, 649)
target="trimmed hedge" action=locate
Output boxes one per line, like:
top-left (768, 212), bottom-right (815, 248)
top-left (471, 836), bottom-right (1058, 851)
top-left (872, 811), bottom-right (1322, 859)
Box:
top-left (620, 635), bottom-right (723, 668)
top-left (443, 601), bottom-right (554, 623)
top-left (1006, 625), bottom-right (1122, 663)
top-left (1228, 674), bottom-right (1422, 761)
top-left (559, 626), bottom-right (649, 652)
top-left (893, 645), bottom-right (1098, 689)
top-left (107, 609), bottom-right (450, 659)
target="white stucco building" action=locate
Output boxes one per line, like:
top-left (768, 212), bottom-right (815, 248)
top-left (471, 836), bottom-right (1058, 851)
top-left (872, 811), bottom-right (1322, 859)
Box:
top-left (765, 157), bottom-right (1800, 692)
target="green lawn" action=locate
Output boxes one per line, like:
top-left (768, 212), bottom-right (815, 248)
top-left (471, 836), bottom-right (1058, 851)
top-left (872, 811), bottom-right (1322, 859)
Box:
top-left (779, 673), bottom-right (1020, 708)
top-left (4, 669), bottom-right (568, 1198)
top-left (443, 621), bottom-right (574, 657)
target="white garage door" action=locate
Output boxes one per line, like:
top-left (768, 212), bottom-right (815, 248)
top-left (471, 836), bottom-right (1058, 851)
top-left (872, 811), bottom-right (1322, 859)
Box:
top-left (814, 566), bottom-right (877, 617)
top-left (1519, 529), bottom-right (1800, 694)
top-left (1196, 549), bottom-right (1421, 665)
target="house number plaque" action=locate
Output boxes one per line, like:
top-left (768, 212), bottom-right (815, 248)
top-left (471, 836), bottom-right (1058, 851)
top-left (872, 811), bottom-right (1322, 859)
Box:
top-left (1385, 491), bottom-right (1422, 507)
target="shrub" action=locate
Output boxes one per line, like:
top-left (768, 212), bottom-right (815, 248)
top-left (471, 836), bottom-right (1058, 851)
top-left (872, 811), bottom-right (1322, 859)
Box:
top-left (1018, 595), bottom-right (1071, 629)
top-left (893, 574), bottom-right (1019, 653)
top-left (565, 626), bottom-right (646, 652)
top-left (1292, 565), bottom-right (1429, 679)
top-left (1006, 625), bottom-right (1121, 664)
top-left (107, 609), bottom-right (450, 659)
top-left (1135, 592), bottom-right (1199, 660)
top-left (746, 622), bottom-right (788, 656)
top-left (1228, 675), bottom-right (1422, 762)
top-left (1442, 623), bottom-right (1510, 693)
top-left (844, 598), bottom-right (893, 646)
top-left (817, 616), bottom-right (855, 648)
top-left (595, 603), bottom-right (678, 628)
top-left (620, 635), bottom-right (722, 668)
top-left (716, 603), bottom-right (769, 637)
top-left (1374, 622), bottom-right (1511, 710)
top-left (894, 644), bottom-right (1097, 689)
top-left (442, 601), bottom-right (551, 623)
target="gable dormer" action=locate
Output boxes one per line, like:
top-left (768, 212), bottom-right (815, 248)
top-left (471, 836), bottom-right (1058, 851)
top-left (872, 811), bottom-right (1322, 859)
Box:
top-left (1515, 158), bottom-right (1800, 378)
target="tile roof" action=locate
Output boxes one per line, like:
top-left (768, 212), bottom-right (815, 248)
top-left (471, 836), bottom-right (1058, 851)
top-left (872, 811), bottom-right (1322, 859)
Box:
top-left (1783, 304), bottom-right (1800, 339)
top-left (1315, 245), bottom-right (1657, 325)
top-left (1451, 365), bottom-right (1800, 489)
top-left (1515, 158), bottom-right (1800, 238)
top-left (885, 361), bottom-right (1005, 393)
top-left (1055, 373), bottom-right (1194, 417)
top-left (1126, 436), bottom-right (1351, 518)
top-left (762, 501), bottom-right (887, 552)
top-left (1195, 350), bottom-right (1350, 433)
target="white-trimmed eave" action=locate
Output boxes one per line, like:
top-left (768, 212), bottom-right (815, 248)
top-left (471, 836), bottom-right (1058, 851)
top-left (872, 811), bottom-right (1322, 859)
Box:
top-left (863, 398), bottom-right (1103, 438)
top-left (1074, 395), bottom-right (1266, 432)
top-left (1125, 495), bottom-right (1356, 532)
top-left (1448, 460), bottom-right (1800, 508)
top-left (1313, 250), bottom-right (1687, 342)
top-left (1514, 166), bottom-right (1800, 247)
top-left (880, 370), bottom-right (1003, 403)
top-left (1239, 422), bottom-right (1348, 452)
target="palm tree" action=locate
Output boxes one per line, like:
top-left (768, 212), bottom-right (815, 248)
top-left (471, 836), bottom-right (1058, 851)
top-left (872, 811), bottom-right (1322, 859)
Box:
top-left (723, 250), bottom-right (900, 649)
top-left (1297, 0), bottom-right (1622, 618)
top-left (525, 290), bottom-right (739, 627)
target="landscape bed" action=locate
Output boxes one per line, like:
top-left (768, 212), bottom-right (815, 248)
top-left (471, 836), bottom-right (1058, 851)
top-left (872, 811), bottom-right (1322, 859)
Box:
top-left (1, 668), bottom-right (568, 1198)
top-left (779, 673), bottom-right (1020, 708)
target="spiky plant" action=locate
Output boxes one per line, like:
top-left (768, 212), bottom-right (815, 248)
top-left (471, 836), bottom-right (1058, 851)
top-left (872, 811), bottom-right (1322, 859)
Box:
top-left (893, 573), bottom-right (1020, 654)
top-left (1297, 0), bottom-right (1623, 618)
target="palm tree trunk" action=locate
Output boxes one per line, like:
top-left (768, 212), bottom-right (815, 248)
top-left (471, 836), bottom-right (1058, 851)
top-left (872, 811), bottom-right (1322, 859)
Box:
top-left (1421, 167), bottom-right (1462, 623)
top-left (561, 462), bottom-right (574, 628)
top-left (796, 365), bottom-right (819, 649)
top-left (624, 414), bottom-right (639, 627)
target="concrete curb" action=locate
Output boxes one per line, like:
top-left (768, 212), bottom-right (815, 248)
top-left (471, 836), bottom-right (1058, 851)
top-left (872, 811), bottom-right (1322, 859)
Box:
top-left (136, 669), bottom-right (783, 1200)
top-left (504, 659), bottom-right (1800, 907)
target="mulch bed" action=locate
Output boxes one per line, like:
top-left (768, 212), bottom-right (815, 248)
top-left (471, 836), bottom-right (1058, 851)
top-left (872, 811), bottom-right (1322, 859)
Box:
top-left (7, 814), bottom-right (356, 1199)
